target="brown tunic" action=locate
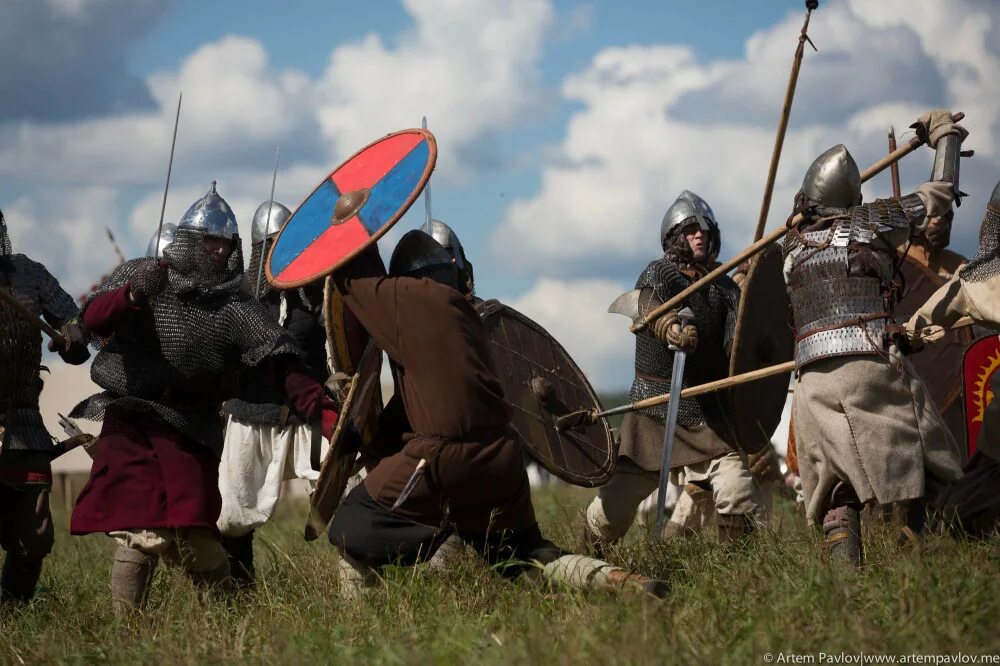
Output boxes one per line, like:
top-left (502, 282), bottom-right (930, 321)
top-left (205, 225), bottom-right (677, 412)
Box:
top-left (334, 268), bottom-right (536, 533)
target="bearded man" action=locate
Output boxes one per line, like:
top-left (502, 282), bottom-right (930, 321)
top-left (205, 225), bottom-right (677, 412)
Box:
top-left (70, 184), bottom-right (337, 614)
top-left (0, 210), bottom-right (90, 602)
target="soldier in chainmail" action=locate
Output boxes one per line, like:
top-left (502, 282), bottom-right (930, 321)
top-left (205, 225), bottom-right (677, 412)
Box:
top-left (784, 109), bottom-right (967, 566)
top-left (906, 177), bottom-right (1000, 536)
top-left (0, 210), bottom-right (89, 603)
top-left (583, 190), bottom-right (757, 551)
top-left (68, 184), bottom-right (338, 614)
top-left (215, 200), bottom-right (337, 588)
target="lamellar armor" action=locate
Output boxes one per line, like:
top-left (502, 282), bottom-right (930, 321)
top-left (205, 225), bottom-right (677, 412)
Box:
top-left (1, 213), bottom-right (86, 452)
top-left (783, 145), bottom-right (932, 368)
top-left (629, 258), bottom-right (739, 427)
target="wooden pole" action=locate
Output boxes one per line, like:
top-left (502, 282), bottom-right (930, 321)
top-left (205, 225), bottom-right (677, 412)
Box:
top-left (630, 113), bottom-right (965, 333)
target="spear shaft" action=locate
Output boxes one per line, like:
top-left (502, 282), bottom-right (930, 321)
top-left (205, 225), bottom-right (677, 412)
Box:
top-left (154, 93), bottom-right (182, 259)
top-left (752, 0), bottom-right (818, 242)
top-left (630, 113), bottom-right (964, 333)
top-left (888, 126), bottom-right (901, 198)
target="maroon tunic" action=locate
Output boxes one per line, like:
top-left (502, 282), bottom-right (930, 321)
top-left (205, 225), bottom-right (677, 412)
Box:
top-left (71, 286), bottom-right (335, 534)
top-left (334, 262), bottom-right (536, 533)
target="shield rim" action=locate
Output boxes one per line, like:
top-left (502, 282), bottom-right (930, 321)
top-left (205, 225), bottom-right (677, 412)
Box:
top-left (477, 299), bottom-right (617, 487)
top-left (962, 333), bottom-right (1000, 459)
top-left (727, 243), bottom-right (794, 452)
top-left (304, 341), bottom-right (382, 541)
top-left (266, 128), bottom-right (438, 289)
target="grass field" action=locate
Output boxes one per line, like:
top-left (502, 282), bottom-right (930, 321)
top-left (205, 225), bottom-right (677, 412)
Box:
top-left (1, 487), bottom-right (998, 665)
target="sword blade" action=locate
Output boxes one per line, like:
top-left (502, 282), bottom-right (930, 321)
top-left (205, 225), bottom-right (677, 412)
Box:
top-left (654, 350), bottom-right (687, 537)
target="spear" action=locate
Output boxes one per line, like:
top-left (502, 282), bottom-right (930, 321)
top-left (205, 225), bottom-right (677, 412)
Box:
top-left (105, 226), bottom-right (126, 265)
top-left (422, 116), bottom-right (432, 225)
top-left (559, 316), bottom-right (976, 430)
top-left (154, 92), bottom-right (182, 259)
top-left (888, 126), bottom-right (901, 199)
top-left (255, 146), bottom-right (281, 298)
top-left (630, 112), bottom-right (965, 333)
top-left (752, 0), bottom-right (818, 242)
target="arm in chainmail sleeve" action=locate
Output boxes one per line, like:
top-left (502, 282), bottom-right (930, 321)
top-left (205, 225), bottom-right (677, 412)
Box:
top-left (909, 274), bottom-right (980, 330)
top-left (82, 285), bottom-right (140, 337)
top-left (722, 284), bottom-right (739, 357)
top-left (35, 262), bottom-right (81, 329)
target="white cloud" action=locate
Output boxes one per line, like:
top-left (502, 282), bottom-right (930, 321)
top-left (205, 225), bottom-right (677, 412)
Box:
top-left (509, 278), bottom-right (630, 388)
top-left (313, 0), bottom-right (554, 183)
top-left (494, 0), bottom-right (1000, 281)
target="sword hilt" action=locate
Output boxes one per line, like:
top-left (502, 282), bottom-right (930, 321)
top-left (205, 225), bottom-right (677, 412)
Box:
top-left (666, 307), bottom-right (697, 352)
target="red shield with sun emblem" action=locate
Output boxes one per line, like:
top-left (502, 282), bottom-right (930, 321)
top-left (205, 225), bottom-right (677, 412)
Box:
top-left (963, 334), bottom-right (1000, 457)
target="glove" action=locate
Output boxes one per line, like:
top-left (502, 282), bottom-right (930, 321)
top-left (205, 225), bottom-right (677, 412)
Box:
top-left (48, 320), bottom-right (90, 364)
top-left (652, 311), bottom-right (699, 352)
top-left (915, 181), bottom-right (954, 220)
top-left (128, 259), bottom-right (168, 304)
top-left (747, 446), bottom-right (782, 483)
top-left (911, 109), bottom-right (968, 148)
top-left (320, 398), bottom-right (340, 441)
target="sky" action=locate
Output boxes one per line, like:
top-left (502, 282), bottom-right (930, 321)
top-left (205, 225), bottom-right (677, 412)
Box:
top-left (3, 0), bottom-right (999, 432)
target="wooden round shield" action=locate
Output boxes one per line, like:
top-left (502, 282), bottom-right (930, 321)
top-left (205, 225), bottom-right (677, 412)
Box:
top-left (474, 300), bottom-right (615, 487)
top-left (728, 243), bottom-right (794, 453)
top-left (267, 129), bottom-right (437, 289)
top-left (894, 255), bottom-right (972, 449)
top-left (304, 341), bottom-right (383, 541)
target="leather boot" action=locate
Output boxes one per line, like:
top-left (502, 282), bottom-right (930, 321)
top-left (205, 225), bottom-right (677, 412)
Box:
top-left (189, 559), bottom-right (234, 596)
top-left (111, 546), bottom-right (158, 615)
top-left (823, 505), bottom-right (863, 567)
top-left (716, 513), bottom-right (754, 546)
top-left (220, 532), bottom-right (255, 589)
top-left (1, 555), bottom-right (44, 604)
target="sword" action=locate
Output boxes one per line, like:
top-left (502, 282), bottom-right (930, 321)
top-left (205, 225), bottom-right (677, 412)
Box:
top-left (422, 116), bottom-right (432, 225)
top-left (653, 307), bottom-right (695, 538)
top-left (154, 92), bottom-right (182, 259)
top-left (255, 146), bottom-right (281, 297)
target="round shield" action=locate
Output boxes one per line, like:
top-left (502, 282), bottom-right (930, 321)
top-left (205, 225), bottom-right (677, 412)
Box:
top-left (894, 255), bottom-right (972, 446)
top-left (267, 129), bottom-right (437, 289)
top-left (304, 341), bottom-right (383, 541)
top-left (728, 243), bottom-right (794, 453)
top-left (963, 334), bottom-right (1000, 459)
top-left (475, 300), bottom-right (615, 487)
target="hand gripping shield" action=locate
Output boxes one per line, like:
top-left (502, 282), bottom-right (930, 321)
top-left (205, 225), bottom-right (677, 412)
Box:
top-left (894, 255), bottom-right (972, 443)
top-left (963, 334), bottom-right (1000, 460)
top-left (304, 340), bottom-right (383, 541)
top-left (728, 244), bottom-right (794, 453)
top-left (475, 300), bottom-right (615, 487)
top-left (267, 129), bottom-right (437, 288)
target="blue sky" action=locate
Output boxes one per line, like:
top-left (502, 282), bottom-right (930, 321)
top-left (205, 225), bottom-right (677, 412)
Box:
top-left (2, 0), bottom-right (998, 395)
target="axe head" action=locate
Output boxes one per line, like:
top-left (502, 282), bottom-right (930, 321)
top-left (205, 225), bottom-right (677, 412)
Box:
top-left (608, 289), bottom-right (642, 324)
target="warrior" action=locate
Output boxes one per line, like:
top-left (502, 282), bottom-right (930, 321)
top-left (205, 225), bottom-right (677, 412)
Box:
top-left (0, 210), bottom-right (90, 602)
top-left (327, 230), bottom-right (666, 598)
top-left (906, 177), bottom-right (1000, 535)
top-left (215, 200), bottom-right (337, 587)
top-left (583, 190), bottom-right (760, 550)
top-left (68, 184), bottom-right (338, 614)
top-left (782, 109), bottom-right (966, 564)
top-left (421, 218), bottom-right (475, 299)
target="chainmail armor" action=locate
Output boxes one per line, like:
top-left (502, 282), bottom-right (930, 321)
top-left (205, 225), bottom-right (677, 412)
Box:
top-left (628, 257), bottom-right (739, 426)
top-left (783, 195), bottom-right (924, 368)
top-left (71, 230), bottom-right (303, 454)
top-left (959, 204), bottom-right (1000, 283)
top-left (1, 254), bottom-right (82, 452)
top-left (244, 237), bottom-right (275, 297)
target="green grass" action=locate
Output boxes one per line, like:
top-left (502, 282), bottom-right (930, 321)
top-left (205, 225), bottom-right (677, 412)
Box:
top-left (1, 488), bottom-right (998, 664)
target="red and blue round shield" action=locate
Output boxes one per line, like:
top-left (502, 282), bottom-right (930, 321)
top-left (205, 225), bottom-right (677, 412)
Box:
top-left (266, 128), bottom-right (437, 288)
